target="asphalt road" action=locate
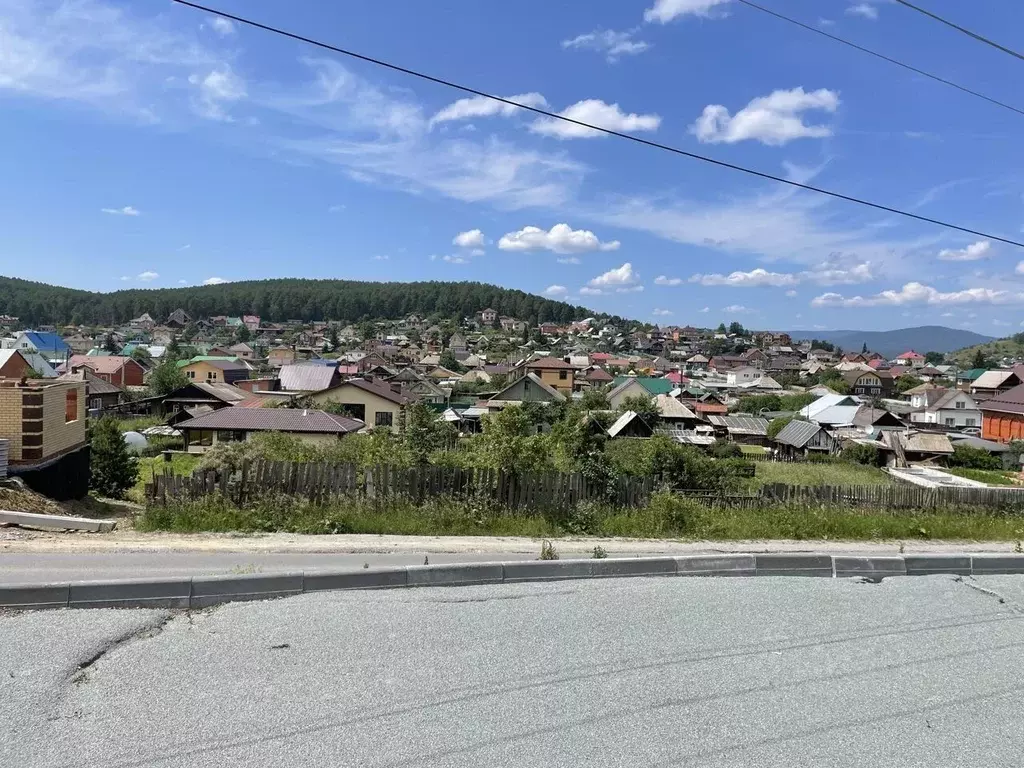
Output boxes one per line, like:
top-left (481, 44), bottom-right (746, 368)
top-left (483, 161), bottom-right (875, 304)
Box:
top-left (6, 574), bottom-right (1024, 767)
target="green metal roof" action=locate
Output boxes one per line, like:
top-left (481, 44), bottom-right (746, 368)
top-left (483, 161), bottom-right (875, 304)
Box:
top-left (958, 368), bottom-right (987, 380)
top-left (611, 376), bottom-right (674, 395)
top-left (175, 355), bottom-right (240, 368)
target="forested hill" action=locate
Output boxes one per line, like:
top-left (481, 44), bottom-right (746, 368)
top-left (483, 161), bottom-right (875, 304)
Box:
top-left (0, 277), bottom-right (594, 326)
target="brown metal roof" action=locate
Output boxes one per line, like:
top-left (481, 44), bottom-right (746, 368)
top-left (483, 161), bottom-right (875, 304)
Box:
top-left (176, 408), bottom-right (363, 433)
top-left (979, 382), bottom-right (1024, 415)
top-left (325, 377), bottom-right (410, 405)
top-left (525, 357), bottom-right (573, 370)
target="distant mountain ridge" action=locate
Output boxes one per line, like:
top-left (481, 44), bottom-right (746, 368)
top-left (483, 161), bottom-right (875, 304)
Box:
top-left (787, 326), bottom-right (994, 359)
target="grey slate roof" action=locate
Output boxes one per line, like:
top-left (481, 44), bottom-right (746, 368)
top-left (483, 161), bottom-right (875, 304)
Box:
top-left (774, 419), bottom-right (823, 448)
top-left (278, 363), bottom-right (338, 392)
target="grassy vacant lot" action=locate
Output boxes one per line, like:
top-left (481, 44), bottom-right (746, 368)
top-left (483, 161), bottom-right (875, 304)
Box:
top-left (113, 415), bottom-right (164, 433)
top-left (943, 467), bottom-right (1021, 487)
top-left (138, 491), bottom-right (1024, 541)
top-left (749, 461), bottom-right (894, 488)
top-left (128, 454), bottom-right (200, 504)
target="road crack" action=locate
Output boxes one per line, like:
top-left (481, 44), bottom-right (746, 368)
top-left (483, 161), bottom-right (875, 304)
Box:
top-left (954, 576), bottom-right (1024, 614)
top-left (69, 612), bottom-right (175, 685)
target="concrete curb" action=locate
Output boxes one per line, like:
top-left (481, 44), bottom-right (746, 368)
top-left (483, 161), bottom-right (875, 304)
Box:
top-left (4, 553), bottom-right (1024, 611)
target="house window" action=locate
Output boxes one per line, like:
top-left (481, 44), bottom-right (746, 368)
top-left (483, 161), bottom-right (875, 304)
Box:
top-left (966, 418), bottom-right (976, 427)
top-left (65, 388), bottom-right (78, 423)
top-left (207, 372), bottom-right (218, 381)
top-left (191, 430), bottom-right (214, 447)
top-left (219, 430), bottom-right (247, 443)
top-left (90, 398), bottom-right (102, 410)
top-left (559, 370), bottom-right (568, 380)
top-left (375, 411), bottom-right (394, 428)
top-left (944, 417), bottom-right (955, 427)
top-left (187, 370), bottom-right (195, 379)
top-left (955, 401), bottom-right (965, 409)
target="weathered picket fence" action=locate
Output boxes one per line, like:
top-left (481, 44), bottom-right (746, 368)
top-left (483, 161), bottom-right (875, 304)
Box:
top-left (760, 482), bottom-right (1024, 510)
top-left (146, 460), bottom-right (656, 511)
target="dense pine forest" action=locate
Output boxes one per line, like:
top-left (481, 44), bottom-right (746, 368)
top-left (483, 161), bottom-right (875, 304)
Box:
top-left (0, 277), bottom-right (599, 326)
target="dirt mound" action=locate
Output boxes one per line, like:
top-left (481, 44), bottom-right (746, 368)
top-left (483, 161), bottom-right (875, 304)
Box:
top-left (0, 483), bottom-right (66, 515)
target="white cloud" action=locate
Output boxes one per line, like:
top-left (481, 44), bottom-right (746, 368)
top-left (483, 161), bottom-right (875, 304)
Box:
top-left (691, 87), bottom-right (839, 146)
top-left (101, 206), bottom-right (139, 216)
top-left (543, 285), bottom-right (568, 297)
top-left (498, 224), bottom-right (620, 254)
top-left (723, 304), bottom-right (754, 314)
top-left (137, 270), bottom-right (159, 281)
top-left (652, 308), bottom-right (673, 316)
top-left (188, 66), bottom-right (246, 121)
top-left (579, 286), bottom-right (605, 296)
top-left (811, 282), bottom-right (1024, 308)
top-left (993, 319), bottom-right (1011, 327)
top-left (561, 29), bottom-right (650, 62)
top-left (557, 256), bottom-right (582, 265)
top-left (441, 254), bottom-right (468, 264)
top-left (1016, 261), bottom-right (1024, 275)
top-left (785, 289), bottom-right (798, 297)
top-left (690, 259), bottom-right (873, 288)
top-left (209, 16), bottom-right (235, 36)
top-left (654, 275), bottom-right (683, 286)
top-left (453, 229), bottom-right (486, 249)
top-left (429, 93), bottom-right (547, 127)
top-left (178, 279), bottom-right (187, 284)
top-left (941, 312), bottom-right (955, 317)
top-left (587, 262), bottom-right (640, 292)
top-left (328, 204), bottom-right (345, 213)
top-left (203, 276), bottom-right (228, 285)
top-left (372, 254), bottom-right (389, 261)
top-left (644, 0), bottom-right (732, 23)
top-left (818, 18), bottom-right (836, 27)
top-left (177, 244), bottom-right (191, 251)
top-left (692, 268), bottom-right (798, 288)
top-left (119, 275), bottom-right (130, 281)
top-left (937, 240), bottom-right (991, 262)
top-left (698, 306), bottom-right (710, 313)
top-left (530, 100), bottom-right (661, 139)
top-left (845, 3), bottom-right (878, 20)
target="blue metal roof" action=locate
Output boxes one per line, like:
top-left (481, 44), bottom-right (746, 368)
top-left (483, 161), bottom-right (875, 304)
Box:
top-left (24, 331), bottom-right (70, 355)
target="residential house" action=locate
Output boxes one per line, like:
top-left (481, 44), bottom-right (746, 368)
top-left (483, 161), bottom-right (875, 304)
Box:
top-left (539, 322), bottom-right (561, 337)
top-left (685, 354), bottom-right (709, 371)
top-left (242, 315), bottom-right (260, 332)
top-left (970, 370), bottom-right (1022, 401)
top-left (233, 377), bottom-right (281, 394)
top-left (166, 309), bottom-right (191, 328)
top-left (654, 395), bottom-right (698, 430)
top-left (708, 354), bottom-right (746, 373)
top-left (752, 331), bottom-right (792, 347)
top-left (268, 346), bottom-right (297, 368)
top-left (13, 331), bottom-right (70, 362)
top-left (842, 369), bottom-right (885, 397)
top-left (979, 384), bottom-right (1024, 442)
top-left (850, 405), bottom-right (904, 431)
top-left (583, 367), bottom-right (614, 387)
top-left (228, 342), bottom-right (255, 360)
top-left (513, 357), bottom-right (575, 396)
top-left (806, 348), bottom-right (836, 362)
top-left (278, 363), bottom-right (341, 394)
top-left (447, 332), bottom-right (468, 354)
top-left (308, 378), bottom-right (410, 432)
top-left (65, 355), bottom-right (145, 388)
top-left (129, 313), bottom-right (156, 331)
top-left (0, 350), bottom-right (36, 379)
top-left (773, 420), bottom-right (841, 459)
top-left (179, 358), bottom-right (249, 386)
top-left (956, 368), bottom-right (987, 388)
top-left (57, 370), bottom-right (122, 412)
top-left (177, 408), bottom-right (363, 453)
top-left (725, 366), bottom-right (762, 386)
top-left (705, 415), bottom-right (771, 445)
top-left (0, 378), bottom-right (88, 498)
top-left (894, 350), bottom-right (926, 368)
top-left (909, 389), bottom-right (981, 429)
top-left (767, 355), bottom-right (802, 375)
top-left (486, 372), bottom-right (566, 408)
top-left (607, 411), bottom-right (655, 439)
top-left (499, 317), bottom-right (527, 333)
top-left (607, 377), bottom-right (674, 409)
top-left (159, 382), bottom-right (250, 421)
top-left (799, 394), bottom-right (861, 426)
top-left (740, 348), bottom-right (767, 369)
top-left (62, 333), bottom-right (94, 355)
top-left (403, 377), bottom-right (446, 405)
top-left (879, 430), bottom-right (954, 465)
top-left (480, 308), bottom-right (498, 324)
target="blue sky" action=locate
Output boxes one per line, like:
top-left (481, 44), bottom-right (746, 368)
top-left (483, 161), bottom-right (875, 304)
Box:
top-left (2, 0), bottom-right (1023, 333)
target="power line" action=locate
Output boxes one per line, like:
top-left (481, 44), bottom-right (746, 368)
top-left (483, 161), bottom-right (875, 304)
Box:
top-left (893, 0), bottom-right (1024, 63)
top-left (168, 0), bottom-right (1024, 249)
top-left (735, 0), bottom-right (1024, 118)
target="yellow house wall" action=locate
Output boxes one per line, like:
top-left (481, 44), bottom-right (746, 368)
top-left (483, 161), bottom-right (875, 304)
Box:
top-left (182, 361), bottom-right (226, 383)
top-left (308, 387), bottom-right (402, 433)
top-left (42, 381), bottom-right (87, 457)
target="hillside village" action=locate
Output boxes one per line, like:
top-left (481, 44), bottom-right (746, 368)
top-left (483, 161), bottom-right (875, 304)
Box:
top-left (4, 304), bottom-right (1024, 500)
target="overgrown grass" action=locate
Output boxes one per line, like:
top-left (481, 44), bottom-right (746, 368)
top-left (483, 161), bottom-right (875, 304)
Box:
top-left (738, 444), bottom-right (769, 456)
top-left (128, 453), bottom-right (201, 504)
top-left (137, 490), bottom-right (1024, 541)
top-left (749, 461), bottom-right (894, 488)
top-left (943, 467), bottom-right (1021, 487)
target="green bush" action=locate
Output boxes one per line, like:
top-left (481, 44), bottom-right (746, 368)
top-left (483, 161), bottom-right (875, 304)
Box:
top-left (709, 441), bottom-right (742, 459)
top-left (766, 416), bottom-right (793, 440)
top-left (842, 443), bottom-right (882, 467)
top-left (945, 444), bottom-right (1001, 470)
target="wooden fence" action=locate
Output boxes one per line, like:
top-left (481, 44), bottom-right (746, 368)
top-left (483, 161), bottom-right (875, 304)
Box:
top-left (760, 482), bottom-right (1024, 510)
top-left (146, 460), bottom-right (656, 511)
